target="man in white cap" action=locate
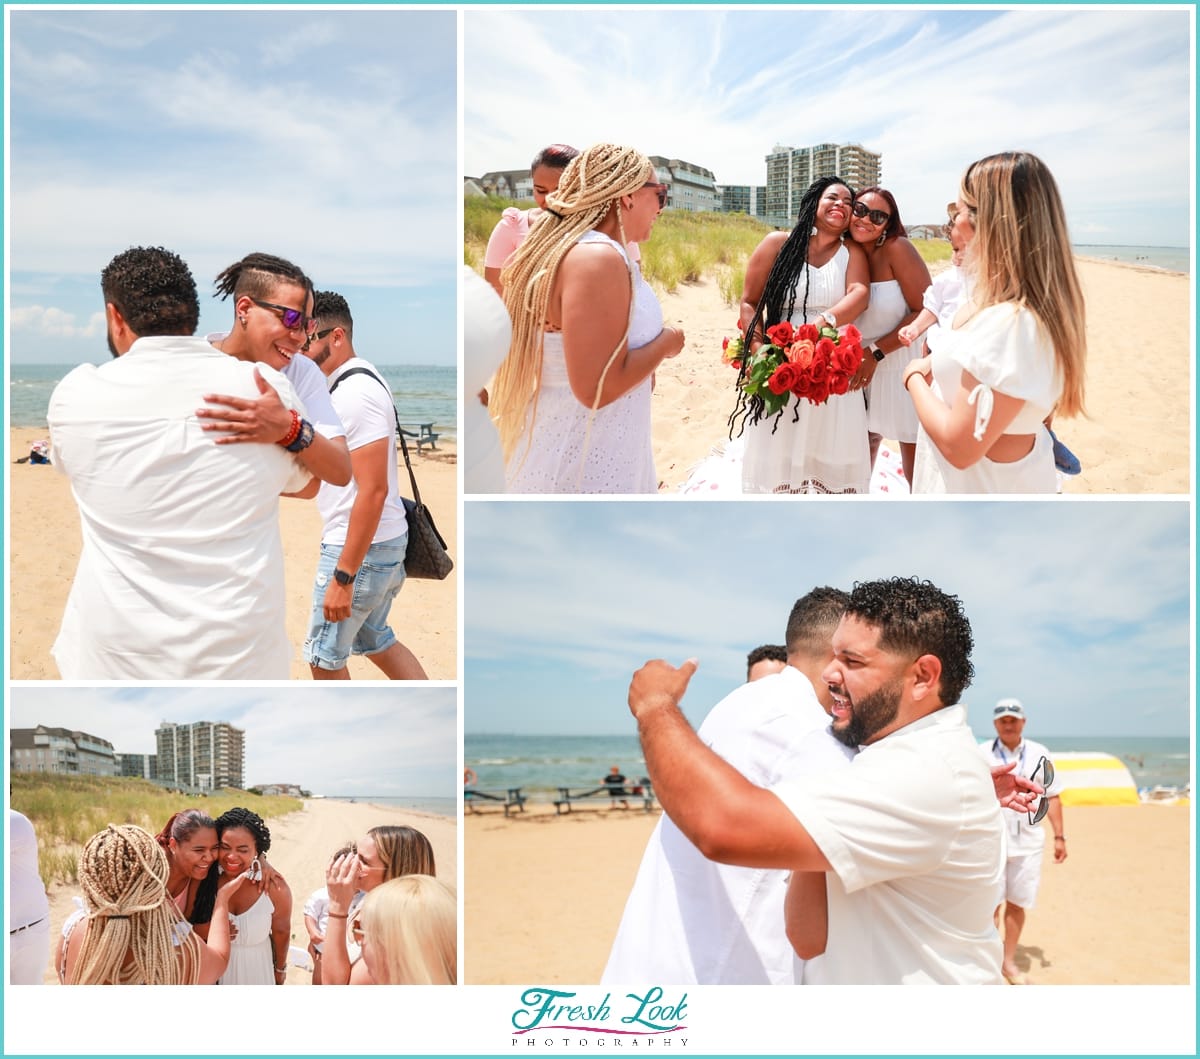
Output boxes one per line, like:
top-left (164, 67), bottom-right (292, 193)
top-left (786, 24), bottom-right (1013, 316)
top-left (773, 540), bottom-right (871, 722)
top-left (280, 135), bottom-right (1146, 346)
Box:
top-left (980, 697), bottom-right (1066, 984)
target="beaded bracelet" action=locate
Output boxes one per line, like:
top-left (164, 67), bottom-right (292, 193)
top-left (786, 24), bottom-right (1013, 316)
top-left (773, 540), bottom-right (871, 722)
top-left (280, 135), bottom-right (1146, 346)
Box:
top-left (277, 409), bottom-right (302, 448)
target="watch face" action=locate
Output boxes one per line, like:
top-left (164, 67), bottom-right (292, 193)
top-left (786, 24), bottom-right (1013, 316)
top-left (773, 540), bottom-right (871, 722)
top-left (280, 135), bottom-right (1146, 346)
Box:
top-left (873, 347), bottom-right (886, 362)
top-left (334, 569), bottom-right (354, 585)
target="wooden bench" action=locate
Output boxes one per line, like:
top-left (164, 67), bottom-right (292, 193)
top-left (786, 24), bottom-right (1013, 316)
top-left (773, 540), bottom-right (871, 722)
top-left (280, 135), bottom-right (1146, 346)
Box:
top-left (553, 782), bottom-right (656, 814)
top-left (400, 422), bottom-right (440, 452)
top-left (464, 786), bottom-right (526, 817)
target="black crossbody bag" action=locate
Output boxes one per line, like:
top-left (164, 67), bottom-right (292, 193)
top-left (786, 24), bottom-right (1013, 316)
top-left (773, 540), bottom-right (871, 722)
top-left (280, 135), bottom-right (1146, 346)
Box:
top-left (329, 368), bottom-right (453, 581)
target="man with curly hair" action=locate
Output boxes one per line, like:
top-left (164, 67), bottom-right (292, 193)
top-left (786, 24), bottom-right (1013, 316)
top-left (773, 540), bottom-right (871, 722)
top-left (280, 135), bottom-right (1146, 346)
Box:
top-left (48, 246), bottom-right (311, 679)
top-left (627, 576), bottom-right (1005, 984)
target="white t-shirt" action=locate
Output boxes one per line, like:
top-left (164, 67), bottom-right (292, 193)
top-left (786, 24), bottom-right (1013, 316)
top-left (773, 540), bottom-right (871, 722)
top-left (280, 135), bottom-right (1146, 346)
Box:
top-left (979, 736), bottom-right (1062, 857)
top-left (317, 357), bottom-right (407, 547)
top-left (204, 331), bottom-right (345, 440)
top-left (921, 264), bottom-right (969, 350)
top-left (773, 705), bottom-right (1005, 984)
top-left (49, 336), bottom-right (311, 679)
top-left (602, 667), bottom-right (854, 984)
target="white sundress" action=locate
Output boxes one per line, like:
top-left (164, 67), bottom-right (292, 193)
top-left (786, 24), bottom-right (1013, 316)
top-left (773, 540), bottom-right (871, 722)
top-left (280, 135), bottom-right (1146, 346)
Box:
top-left (912, 302), bottom-right (1062, 494)
top-left (860, 279), bottom-right (921, 444)
top-left (218, 891), bottom-right (276, 985)
top-left (740, 244), bottom-right (871, 494)
top-left (505, 230), bottom-right (664, 494)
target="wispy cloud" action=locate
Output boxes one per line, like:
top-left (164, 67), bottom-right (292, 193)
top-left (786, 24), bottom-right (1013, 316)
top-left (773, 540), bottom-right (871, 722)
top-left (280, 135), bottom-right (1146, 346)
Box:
top-left (465, 8), bottom-right (1191, 247)
top-left (7, 9), bottom-right (457, 366)
top-left (9, 687), bottom-right (458, 797)
top-left (466, 502), bottom-right (1191, 738)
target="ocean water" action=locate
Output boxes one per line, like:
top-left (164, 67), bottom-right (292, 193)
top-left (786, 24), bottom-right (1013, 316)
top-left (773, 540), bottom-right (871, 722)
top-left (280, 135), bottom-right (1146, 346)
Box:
top-left (465, 734), bottom-right (648, 800)
top-left (7, 362), bottom-right (457, 438)
top-left (1072, 244), bottom-right (1190, 274)
top-left (324, 794), bottom-right (456, 819)
top-left (466, 733), bottom-right (1191, 802)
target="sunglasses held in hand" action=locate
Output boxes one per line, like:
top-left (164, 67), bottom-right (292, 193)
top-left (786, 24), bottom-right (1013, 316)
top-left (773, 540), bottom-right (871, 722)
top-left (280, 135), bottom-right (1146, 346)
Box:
top-left (1028, 756), bottom-right (1054, 825)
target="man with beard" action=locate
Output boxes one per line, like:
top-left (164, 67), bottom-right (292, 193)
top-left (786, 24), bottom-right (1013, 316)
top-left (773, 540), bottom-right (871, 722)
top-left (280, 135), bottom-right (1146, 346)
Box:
top-left (48, 246), bottom-right (311, 678)
top-left (298, 290), bottom-right (426, 680)
top-left (627, 576), bottom-right (1005, 984)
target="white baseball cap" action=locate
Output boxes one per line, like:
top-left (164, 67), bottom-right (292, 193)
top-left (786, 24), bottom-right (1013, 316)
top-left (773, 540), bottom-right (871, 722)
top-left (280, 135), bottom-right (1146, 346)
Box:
top-left (993, 698), bottom-right (1025, 718)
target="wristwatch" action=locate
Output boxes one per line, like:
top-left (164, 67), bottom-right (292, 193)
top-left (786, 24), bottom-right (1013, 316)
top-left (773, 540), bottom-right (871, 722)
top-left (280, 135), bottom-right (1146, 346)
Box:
top-left (285, 418), bottom-right (316, 453)
top-left (821, 311), bottom-right (837, 330)
top-left (869, 342), bottom-right (886, 363)
top-left (333, 568), bottom-right (356, 586)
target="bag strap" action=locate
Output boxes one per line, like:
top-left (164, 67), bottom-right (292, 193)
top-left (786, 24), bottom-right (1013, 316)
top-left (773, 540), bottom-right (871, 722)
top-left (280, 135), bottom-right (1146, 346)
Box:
top-left (329, 366), bottom-right (423, 508)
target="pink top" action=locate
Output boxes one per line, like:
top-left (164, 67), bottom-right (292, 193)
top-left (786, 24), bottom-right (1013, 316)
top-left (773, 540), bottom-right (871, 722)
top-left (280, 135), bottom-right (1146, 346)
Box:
top-left (484, 207), bottom-right (535, 268)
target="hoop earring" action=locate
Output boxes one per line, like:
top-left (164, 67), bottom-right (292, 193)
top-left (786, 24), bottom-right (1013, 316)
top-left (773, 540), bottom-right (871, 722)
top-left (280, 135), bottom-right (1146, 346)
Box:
top-left (876, 233), bottom-right (887, 248)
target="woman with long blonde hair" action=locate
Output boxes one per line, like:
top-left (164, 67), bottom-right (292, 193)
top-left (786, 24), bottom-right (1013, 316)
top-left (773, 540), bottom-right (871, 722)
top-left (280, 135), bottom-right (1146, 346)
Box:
top-left (59, 824), bottom-right (246, 984)
top-left (904, 151), bottom-right (1087, 492)
top-left (489, 142), bottom-right (686, 493)
top-left (357, 874), bottom-right (456, 984)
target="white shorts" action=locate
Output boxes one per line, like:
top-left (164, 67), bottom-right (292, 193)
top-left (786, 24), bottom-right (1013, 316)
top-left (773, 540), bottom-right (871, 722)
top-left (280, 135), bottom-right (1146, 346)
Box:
top-left (1002, 849), bottom-right (1044, 910)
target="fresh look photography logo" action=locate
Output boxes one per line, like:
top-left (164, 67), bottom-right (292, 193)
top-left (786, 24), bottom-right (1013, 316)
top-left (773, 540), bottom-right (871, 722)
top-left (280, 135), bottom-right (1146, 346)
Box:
top-left (512, 987), bottom-right (689, 1047)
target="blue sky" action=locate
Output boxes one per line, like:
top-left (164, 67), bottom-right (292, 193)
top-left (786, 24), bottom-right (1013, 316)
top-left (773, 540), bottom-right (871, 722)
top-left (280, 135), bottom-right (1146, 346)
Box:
top-left (466, 500), bottom-right (1192, 740)
top-left (7, 9), bottom-right (457, 366)
top-left (8, 686), bottom-right (458, 799)
top-left (466, 7), bottom-right (1193, 248)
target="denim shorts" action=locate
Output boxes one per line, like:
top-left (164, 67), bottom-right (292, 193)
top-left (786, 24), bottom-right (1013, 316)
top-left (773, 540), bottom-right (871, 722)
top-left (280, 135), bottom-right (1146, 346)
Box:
top-left (304, 534), bottom-right (408, 670)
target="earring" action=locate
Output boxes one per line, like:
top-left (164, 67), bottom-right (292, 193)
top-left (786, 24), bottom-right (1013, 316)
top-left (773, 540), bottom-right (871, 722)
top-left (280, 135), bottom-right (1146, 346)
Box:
top-left (876, 233), bottom-right (887, 248)
top-left (811, 226), bottom-right (818, 236)
top-left (239, 315), bottom-right (247, 326)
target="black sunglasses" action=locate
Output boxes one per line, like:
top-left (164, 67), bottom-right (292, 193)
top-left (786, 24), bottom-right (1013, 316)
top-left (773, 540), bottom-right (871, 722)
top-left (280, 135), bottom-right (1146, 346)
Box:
top-left (250, 298), bottom-right (317, 335)
top-left (642, 181), bottom-right (668, 209)
top-left (852, 201), bottom-right (891, 227)
top-left (1028, 756), bottom-right (1055, 825)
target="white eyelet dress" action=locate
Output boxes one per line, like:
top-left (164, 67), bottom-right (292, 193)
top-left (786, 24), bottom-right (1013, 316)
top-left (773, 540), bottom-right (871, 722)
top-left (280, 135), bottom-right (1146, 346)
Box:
top-left (912, 303), bottom-right (1062, 493)
top-left (506, 231), bottom-right (663, 494)
top-left (740, 244), bottom-right (872, 494)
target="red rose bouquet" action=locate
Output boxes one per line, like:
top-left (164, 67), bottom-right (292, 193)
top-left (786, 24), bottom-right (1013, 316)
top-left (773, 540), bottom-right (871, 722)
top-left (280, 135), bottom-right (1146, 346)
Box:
top-left (726, 320), bottom-right (864, 422)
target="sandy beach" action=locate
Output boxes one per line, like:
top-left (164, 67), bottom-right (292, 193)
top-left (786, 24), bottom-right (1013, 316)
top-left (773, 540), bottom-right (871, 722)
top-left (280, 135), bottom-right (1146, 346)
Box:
top-left (6, 428), bottom-right (457, 680)
top-left (34, 797), bottom-right (457, 985)
top-left (649, 257), bottom-right (1191, 494)
top-left (464, 801), bottom-right (1190, 985)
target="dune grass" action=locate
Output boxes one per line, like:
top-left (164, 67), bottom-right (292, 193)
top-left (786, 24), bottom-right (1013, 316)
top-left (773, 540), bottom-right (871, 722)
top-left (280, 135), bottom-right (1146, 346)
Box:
top-left (11, 773), bottom-right (303, 886)
top-left (464, 194), bottom-right (952, 306)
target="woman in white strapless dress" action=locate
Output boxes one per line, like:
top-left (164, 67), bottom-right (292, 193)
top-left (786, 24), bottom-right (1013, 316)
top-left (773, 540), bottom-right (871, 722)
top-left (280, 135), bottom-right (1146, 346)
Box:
top-left (733, 177), bottom-right (871, 493)
top-left (490, 143), bottom-right (686, 494)
top-left (210, 808), bottom-right (293, 985)
top-left (846, 187), bottom-right (933, 488)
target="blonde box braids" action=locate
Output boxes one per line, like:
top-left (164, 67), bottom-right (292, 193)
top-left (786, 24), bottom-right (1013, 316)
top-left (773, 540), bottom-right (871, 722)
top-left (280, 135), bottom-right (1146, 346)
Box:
top-left (491, 143), bottom-right (654, 467)
top-left (69, 824), bottom-right (203, 985)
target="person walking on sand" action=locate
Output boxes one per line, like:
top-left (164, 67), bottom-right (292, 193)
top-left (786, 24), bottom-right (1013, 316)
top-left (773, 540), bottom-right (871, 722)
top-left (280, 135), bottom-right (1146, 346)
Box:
top-left (627, 577), bottom-right (1006, 984)
top-left (980, 698), bottom-right (1066, 984)
top-left (48, 246), bottom-right (312, 679)
top-left (299, 290), bottom-right (427, 680)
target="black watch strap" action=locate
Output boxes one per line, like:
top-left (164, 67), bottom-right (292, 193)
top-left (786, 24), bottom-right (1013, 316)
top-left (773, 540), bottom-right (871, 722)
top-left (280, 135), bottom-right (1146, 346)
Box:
top-left (333, 568), bottom-right (356, 586)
